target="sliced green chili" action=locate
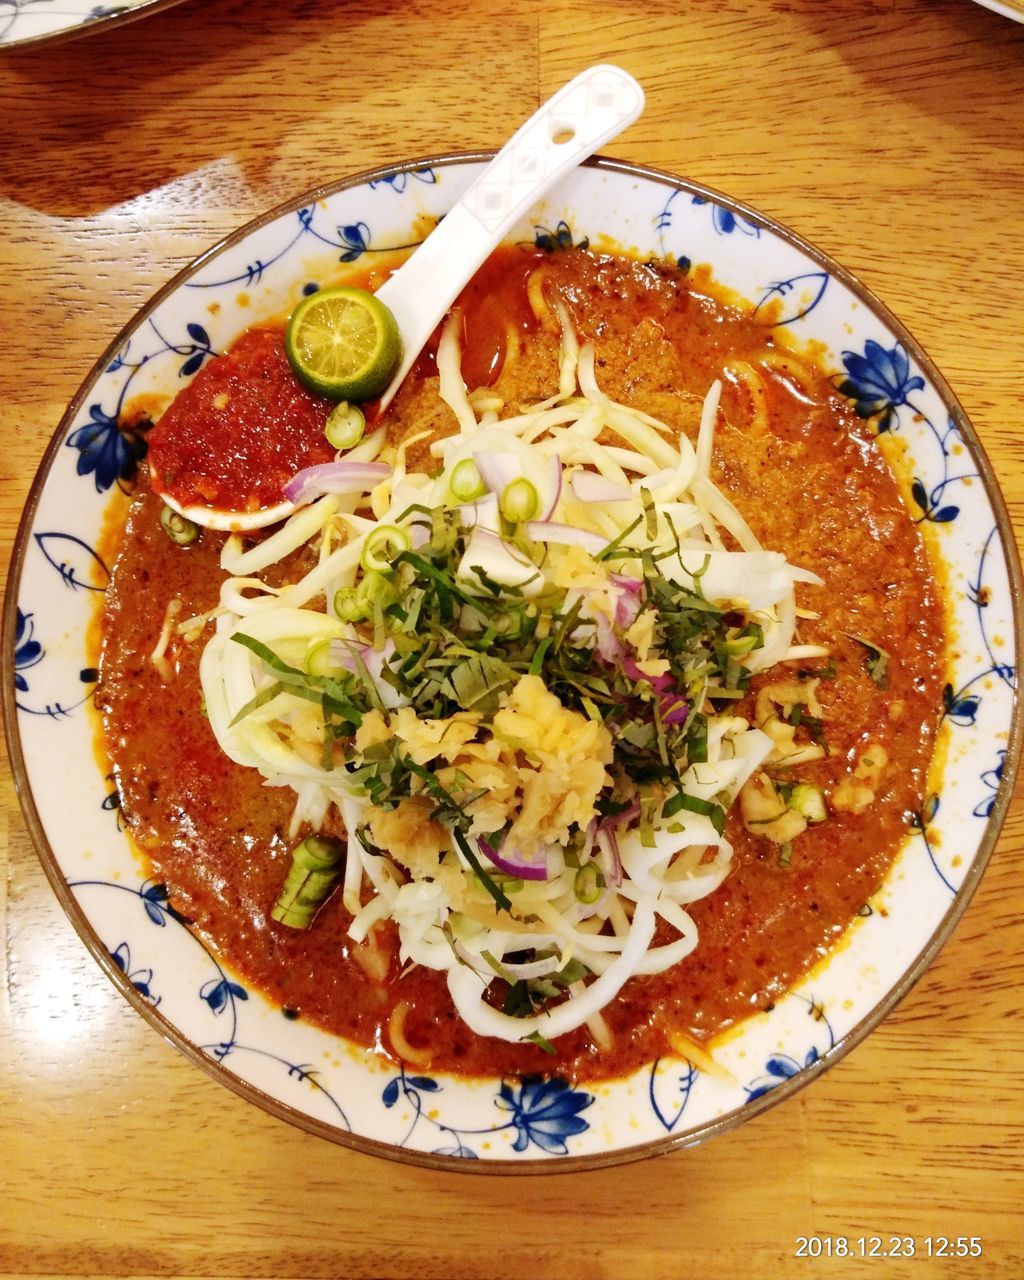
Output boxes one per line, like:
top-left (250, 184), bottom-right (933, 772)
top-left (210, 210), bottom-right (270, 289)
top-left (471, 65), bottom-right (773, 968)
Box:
top-left (271, 835), bottom-right (345, 929)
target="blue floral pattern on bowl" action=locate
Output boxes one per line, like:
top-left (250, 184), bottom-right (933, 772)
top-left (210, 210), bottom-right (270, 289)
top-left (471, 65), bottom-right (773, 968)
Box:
top-left (5, 155), bottom-right (1018, 1168)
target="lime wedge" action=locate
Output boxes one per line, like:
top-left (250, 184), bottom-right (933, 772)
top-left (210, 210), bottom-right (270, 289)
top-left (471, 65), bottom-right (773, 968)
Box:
top-left (285, 286), bottom-right (402, 402)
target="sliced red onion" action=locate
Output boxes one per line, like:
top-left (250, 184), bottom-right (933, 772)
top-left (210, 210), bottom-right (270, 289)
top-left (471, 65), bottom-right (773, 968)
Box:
top-left (479, 836), bottom-right (548, 882)
top-left (611, 573), bottom-right (643, 628)
top-left (594, 802), bottom-right (639, 890)
top-left (618, 654), bottom-right (689, 724)
top-left (605, 801), bottom-right (640, 827)
top-left (615, 594), bottom-right (641, 629)
top-left (325, 637), bottom-right (370, 673)
top-left (282, 461), bottom-right (391, 506)
top-left (659, 694), bottom-right (689, 725)
top-left (472, 451), bottom-right (563, 523)
top-left (570, 470), bottom-right (632, 504)
top-left (524, 520), bottom-right (609, 556)
top-left (593, 609), bottom-right (624, 663)
top-left (621, 654), bottom-right (673, 693)
top-left (595, 826), bottom-right (624, 889)
top-left (473, 451), bottom-right (521, 499)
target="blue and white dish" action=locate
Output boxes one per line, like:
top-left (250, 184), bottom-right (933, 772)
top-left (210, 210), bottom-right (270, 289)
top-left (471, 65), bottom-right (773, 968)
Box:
top-left (0, 0), bottom-right (185, 49)
top-left (5, 154), bottom-right (1020, 1169)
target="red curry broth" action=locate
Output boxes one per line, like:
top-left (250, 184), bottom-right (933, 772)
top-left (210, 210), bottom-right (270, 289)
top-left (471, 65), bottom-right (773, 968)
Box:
top-left (97, 245), bottom-right (944, 1082)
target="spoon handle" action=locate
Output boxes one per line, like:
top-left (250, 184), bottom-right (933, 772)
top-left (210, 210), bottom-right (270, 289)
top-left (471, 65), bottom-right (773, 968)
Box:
top-left (374, 64), bottom-right (644, 411)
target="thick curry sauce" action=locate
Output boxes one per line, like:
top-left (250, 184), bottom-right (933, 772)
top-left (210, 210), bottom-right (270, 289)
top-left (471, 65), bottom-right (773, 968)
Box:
top-left (97, 246), bottom-right (945, 1082)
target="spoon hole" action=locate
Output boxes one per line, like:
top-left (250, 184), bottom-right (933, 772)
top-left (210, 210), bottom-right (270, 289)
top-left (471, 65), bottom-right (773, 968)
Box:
top-left (551, 124), bottom-right (576, 145)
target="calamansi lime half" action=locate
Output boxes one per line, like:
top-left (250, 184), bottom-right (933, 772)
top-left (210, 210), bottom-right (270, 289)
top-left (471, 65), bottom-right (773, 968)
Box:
top-left (285, 286), bottom-right (402, 402)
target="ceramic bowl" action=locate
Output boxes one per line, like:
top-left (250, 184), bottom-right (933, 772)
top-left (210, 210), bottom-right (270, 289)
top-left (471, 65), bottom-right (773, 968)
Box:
top-left (0, 0), bottom-right (185, 50)
top-left (5, 154), bottom-right (1020, 1170)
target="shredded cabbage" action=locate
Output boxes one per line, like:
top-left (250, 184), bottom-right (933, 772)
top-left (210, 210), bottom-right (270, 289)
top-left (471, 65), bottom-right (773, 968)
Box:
top-left (197, 303), bottom-right (826, 1047)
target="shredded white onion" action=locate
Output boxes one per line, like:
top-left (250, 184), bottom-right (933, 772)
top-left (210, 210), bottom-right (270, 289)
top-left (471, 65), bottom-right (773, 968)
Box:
top-left (437, 310), bottom-right (478, 434)
top-left (195, 300), bottom-right (826, 1050)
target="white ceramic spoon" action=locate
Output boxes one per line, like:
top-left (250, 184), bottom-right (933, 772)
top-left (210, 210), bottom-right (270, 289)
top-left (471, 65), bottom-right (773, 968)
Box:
top-left (375, 63), bottom-right (645, 411)
top-left (157, 64), bottom-right (645, 531)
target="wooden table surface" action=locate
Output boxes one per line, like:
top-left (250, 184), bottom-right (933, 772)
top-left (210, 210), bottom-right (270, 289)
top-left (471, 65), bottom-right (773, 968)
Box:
top-left (2, 1), bottom-right (1022, 1276)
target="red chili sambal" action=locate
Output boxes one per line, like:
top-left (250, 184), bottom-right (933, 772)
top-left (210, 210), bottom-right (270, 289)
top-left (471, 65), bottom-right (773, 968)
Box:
top-left (146, 325), bottom-right (336, 511)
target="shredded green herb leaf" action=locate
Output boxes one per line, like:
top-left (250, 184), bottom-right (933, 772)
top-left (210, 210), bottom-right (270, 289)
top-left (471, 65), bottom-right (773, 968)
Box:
top-left (229, 506), bottom-right (819, 925)
top-left (847, 633), bottom-right (890, 689)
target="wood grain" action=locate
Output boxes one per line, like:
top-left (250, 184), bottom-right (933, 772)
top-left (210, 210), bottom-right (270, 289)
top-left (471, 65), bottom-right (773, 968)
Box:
top-left (2, 0), bottom-right (1023, 1275)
